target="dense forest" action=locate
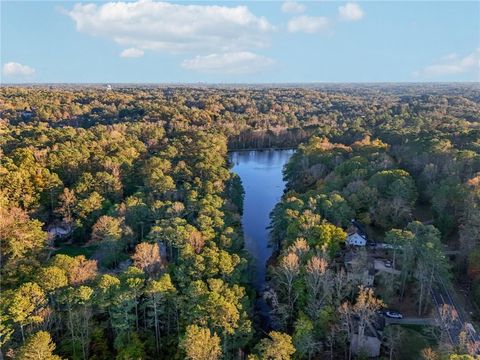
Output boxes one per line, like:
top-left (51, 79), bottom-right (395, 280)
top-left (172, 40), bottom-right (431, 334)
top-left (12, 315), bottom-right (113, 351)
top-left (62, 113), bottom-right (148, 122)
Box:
top-left (0, 84), bottom-right (479, 359)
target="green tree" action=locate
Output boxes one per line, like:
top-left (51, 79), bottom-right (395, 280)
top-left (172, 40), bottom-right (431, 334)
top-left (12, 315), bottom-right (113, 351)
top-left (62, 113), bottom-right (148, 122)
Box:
top-left (181, 325), bottom-right (222, 360)
top-left (96, 274), bottom-right (121, 330)
top-left (145, 274), bottom-right (176, 353)
top-left (0, 205), bottom-right (47, 282)
top-left (57, 285), bottom-right (94, 360)
top-left (114, 332), bottom-right (145, 360)
top-left (120, 267), bottom-right (145, 332)
top-left (50, 255), bottom-right (98, 286)
top-left (253, 331), bottom-right (295, 360)
top-left (407, 222), bottom-right (450, 315)
top-left (142, 157), bottom-right (176, 198)
top-left (90, 216), bottom-right (127, 266)
top-left (6, 282), bottom-right (47, 343)
top-left (36, 266), bottom-right (68, 293)
top-left (74, 191), bottom-right (104, 235)
top-left (16, 331), bottom-right (61, 360)
top-left (292, 313), bottom-right (316, 359)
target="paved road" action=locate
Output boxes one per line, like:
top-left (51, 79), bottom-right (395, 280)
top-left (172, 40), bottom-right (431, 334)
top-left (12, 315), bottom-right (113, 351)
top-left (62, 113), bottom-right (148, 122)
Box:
top-left (385, 317), bottom-right (436, 326)
top-left (372, 240), bottom-right (479, 353)
top-left (431, 278), bottom-right (480, 354)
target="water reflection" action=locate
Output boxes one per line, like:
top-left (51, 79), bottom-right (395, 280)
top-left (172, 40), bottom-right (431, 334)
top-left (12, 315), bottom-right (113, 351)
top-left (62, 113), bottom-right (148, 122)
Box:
top-left (230, 149), bottom-right (294, 290)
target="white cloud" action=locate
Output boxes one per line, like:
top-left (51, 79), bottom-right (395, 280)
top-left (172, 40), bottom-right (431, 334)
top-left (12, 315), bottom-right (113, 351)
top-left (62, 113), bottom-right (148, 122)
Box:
top-left (181, 51), bottom-right (274, 74)
top-left (120, 48), bottom-right (145, 58)
top-left (287, 16), bottom-right (330, 33)
top-left (338, 2), bottom-right (364, 22)
top-left (281, 1), bottom-right (305, 14)
top-left (67, 1), bottom-right (274, 54)
top-left (442, 53), bottom-right (458, 61)
top-left (2, 62), bottom-right (36, 77)
top-left (417, 49), bottom-right (480, 78)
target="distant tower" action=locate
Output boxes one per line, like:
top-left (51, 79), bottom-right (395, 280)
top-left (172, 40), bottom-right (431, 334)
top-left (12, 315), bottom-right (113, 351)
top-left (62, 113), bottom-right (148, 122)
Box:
top-left (106, 84), bottom-right (112, 91)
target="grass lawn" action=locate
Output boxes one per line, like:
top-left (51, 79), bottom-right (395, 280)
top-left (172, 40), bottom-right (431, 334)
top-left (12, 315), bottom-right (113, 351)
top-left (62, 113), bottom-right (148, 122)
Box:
top-left (397, 325), bottom-right (438, 360)
top-left (55, 244), bottom-right (99, 258)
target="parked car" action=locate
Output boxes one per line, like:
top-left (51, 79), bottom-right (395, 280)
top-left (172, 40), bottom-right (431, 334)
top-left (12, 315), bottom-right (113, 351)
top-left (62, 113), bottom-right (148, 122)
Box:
top-left (384, 260), bottom-right (392, 268)
top-left (384, 311), bottom-right (403, 319)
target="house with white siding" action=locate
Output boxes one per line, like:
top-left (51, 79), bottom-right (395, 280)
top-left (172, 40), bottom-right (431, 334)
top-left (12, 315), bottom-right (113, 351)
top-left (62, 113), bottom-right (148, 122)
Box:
top-left (347, 232), bottom-right (367, 246)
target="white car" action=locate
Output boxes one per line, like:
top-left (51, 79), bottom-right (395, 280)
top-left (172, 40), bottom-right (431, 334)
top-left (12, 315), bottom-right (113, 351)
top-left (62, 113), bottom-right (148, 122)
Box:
top-left (384, 261), bottom-right (392, 268)
top-left (385, 311), bottom-right (403, 319)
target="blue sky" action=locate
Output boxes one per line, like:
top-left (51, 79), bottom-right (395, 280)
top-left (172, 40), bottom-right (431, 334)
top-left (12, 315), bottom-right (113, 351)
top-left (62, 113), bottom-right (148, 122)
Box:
top-left (1, 1), bottom-right (479, 83)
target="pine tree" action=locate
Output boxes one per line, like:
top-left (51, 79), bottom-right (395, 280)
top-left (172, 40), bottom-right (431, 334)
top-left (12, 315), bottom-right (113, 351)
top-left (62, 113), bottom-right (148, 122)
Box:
top-left (16, 331), bottom-right (61, 360)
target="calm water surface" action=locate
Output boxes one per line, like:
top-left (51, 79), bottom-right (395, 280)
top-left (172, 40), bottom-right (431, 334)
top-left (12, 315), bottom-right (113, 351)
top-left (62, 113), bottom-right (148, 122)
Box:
top-left (230, 149), bottom-right (293, 290)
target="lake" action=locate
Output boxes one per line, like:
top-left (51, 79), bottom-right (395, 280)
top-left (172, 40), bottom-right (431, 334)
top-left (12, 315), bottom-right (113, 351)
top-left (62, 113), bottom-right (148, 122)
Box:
top-left (230, 149), bottom-right (294, 290)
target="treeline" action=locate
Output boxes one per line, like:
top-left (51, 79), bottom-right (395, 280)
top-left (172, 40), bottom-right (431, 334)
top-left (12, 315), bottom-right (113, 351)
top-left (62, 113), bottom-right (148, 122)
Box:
top-left (227, 128), bottom-right (313, 150)
top-left (1, 84), bottom-right (479, 146)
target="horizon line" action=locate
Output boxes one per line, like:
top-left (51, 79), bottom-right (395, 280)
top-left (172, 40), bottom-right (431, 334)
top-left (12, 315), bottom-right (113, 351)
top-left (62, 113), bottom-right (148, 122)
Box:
top-left (1, 81), bottom-right (479, 87)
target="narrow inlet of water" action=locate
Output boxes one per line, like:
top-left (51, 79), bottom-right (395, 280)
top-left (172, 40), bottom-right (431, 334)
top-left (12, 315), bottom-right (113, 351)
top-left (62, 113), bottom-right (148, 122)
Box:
top-left (230, 149), bottom-right (294, 290)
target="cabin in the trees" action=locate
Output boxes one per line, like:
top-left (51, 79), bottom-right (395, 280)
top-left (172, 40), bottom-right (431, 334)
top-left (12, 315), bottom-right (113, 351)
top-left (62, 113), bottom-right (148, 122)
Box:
top-left (347, 219), bottom-right (370, 246)
top-left (347, 232), bottom-right (367, 246)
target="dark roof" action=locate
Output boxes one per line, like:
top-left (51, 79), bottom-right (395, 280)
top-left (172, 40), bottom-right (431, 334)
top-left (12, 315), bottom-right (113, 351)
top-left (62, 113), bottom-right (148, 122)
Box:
top-left (351, 219), bottom-right (368, 239)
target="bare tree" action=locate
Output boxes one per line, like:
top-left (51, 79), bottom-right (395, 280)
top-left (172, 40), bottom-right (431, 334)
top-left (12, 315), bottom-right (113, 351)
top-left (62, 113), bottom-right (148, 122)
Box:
top-left (287, 237), bottom-right (310, 258)
top-left (438, 304), bottom-right (458, 331)
top-left (339, 286), bottom-right (385, 360)
top-left (415, 260), bottom-right (435, 315)
top-left (338, 301), bottom-right (355, 360)
top-left (353, 286), bottom-right (385, 350)
top-left (421, 347), bottom-right (439, 360)
top-left (132, 242), bottom-right (164, 276)
top-left (332, 268), bottom-right (354, 307)
top-left (274, 252), bottom-right (300, 324)
top-left (57, 188), bottom-right (76, 225)
top-left (305, 255), bottom-right (331, 318)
